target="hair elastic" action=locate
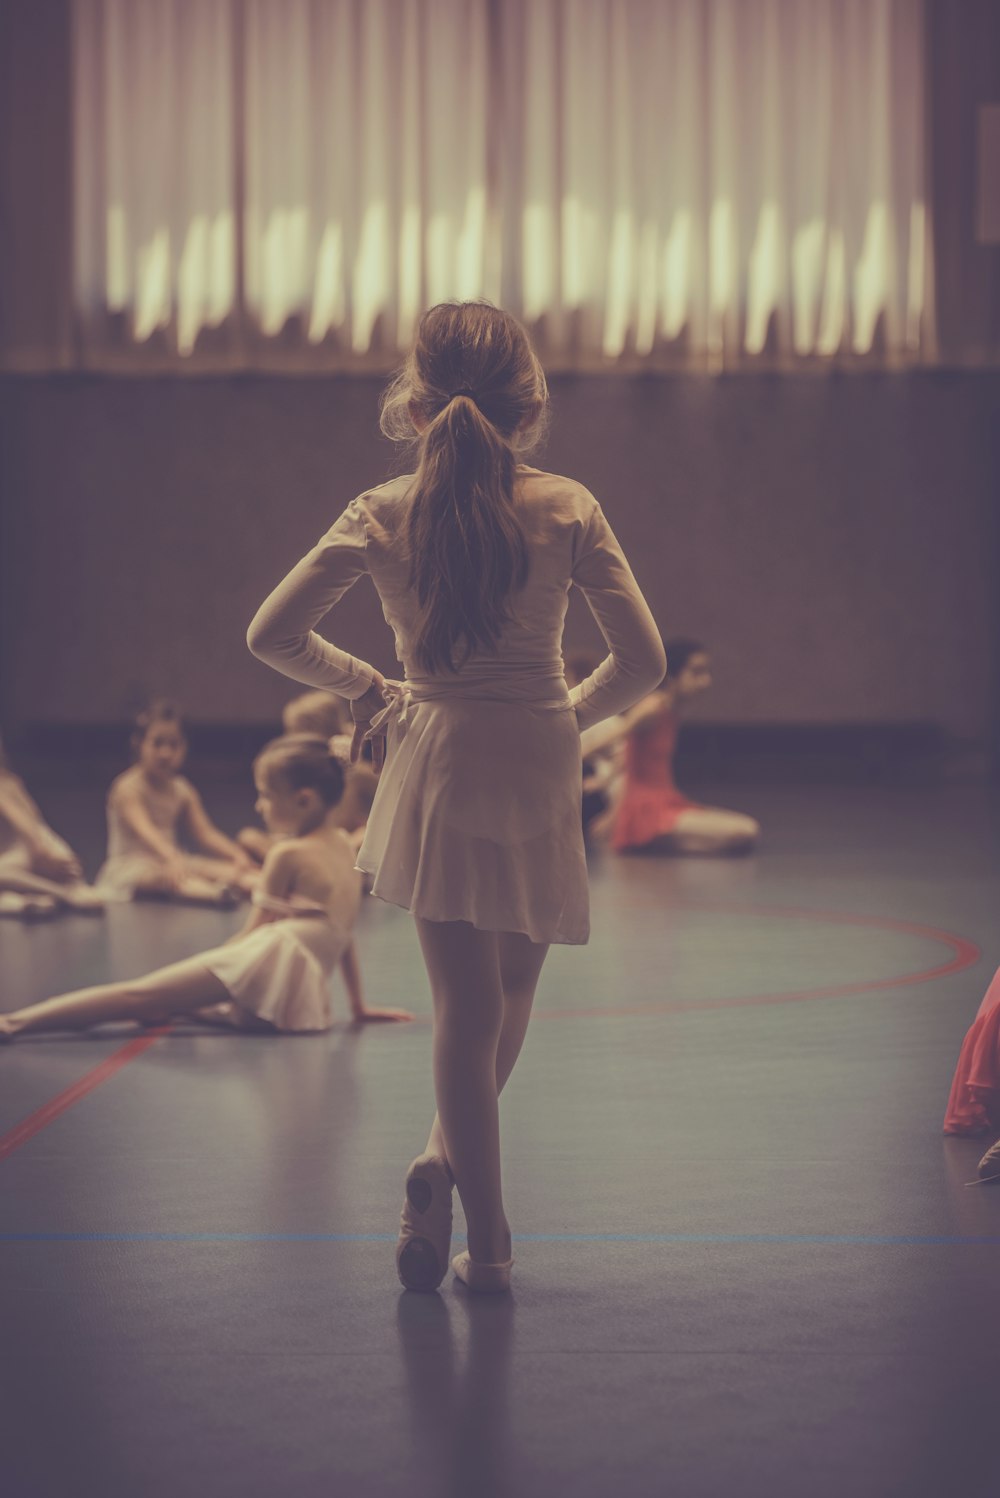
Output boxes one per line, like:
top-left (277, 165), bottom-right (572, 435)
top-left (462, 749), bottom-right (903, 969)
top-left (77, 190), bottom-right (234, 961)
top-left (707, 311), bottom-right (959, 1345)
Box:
top-left (449, 388), bottom-right (478, 402)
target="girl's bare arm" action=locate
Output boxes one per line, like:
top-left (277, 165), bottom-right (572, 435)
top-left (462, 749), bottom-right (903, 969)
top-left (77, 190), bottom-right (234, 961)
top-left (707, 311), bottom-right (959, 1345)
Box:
top-left (181, 786), bottom-right (248, 863)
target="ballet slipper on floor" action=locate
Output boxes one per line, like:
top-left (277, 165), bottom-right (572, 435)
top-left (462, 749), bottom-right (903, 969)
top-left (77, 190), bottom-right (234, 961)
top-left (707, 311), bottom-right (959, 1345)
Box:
top-left (977, 1138), bottom-right (1000, 1184)
top-left (60, 886), bottom-right (106, 914)
top-left (451, 1251), bottom-right (514, 1294)
top-left (0, 892), bottom-right (59, 921)
top-left (395, 1153), bottom-right (454, 1293)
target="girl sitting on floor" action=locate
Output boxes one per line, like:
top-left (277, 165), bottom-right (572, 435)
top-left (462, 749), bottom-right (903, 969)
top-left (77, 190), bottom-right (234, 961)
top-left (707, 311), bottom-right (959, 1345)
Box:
top-left (608, 638), bottom-right (760, 856)
top-left (0, 734), bottom-right (413, 1040)
top-left (95, 700), bottom-right (255, 905)
top-left (238, 690), bottom-right (380, 862)
top-left (0, 744), bottom-right (105, 918)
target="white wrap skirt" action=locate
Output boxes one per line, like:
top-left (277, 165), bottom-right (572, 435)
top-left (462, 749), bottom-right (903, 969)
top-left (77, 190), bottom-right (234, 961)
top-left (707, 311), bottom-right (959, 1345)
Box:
top-left (355, 677), bottom-right (589, 945)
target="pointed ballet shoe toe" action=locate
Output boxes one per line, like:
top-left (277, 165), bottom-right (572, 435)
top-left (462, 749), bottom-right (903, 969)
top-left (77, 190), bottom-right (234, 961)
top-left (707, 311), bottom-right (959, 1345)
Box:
top-left (395, 1154), bottom-right (454, 1293)
top-left (451, 1250), bottom-right (514, 1294)
top-left (977, 1139), bottom-right (1000, 1183)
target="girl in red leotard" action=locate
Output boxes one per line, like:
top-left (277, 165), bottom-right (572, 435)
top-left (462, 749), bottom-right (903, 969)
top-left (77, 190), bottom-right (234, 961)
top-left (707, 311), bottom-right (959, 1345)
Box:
top-left (608, 638), bottom-right (760, 855)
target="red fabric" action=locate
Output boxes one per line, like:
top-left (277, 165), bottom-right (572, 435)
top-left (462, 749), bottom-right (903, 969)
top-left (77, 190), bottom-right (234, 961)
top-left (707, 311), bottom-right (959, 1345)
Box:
top-left (943, 966), bottom-right (1000, 1135)
top-left (612, 708), bottom-right (701, 852)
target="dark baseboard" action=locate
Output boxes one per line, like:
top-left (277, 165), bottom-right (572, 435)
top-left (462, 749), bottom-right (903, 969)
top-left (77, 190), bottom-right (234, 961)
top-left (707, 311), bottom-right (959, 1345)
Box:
top-left (674, 722), bottom-right (980, 786)
top-left (7, 719), bottom-right (991, 787)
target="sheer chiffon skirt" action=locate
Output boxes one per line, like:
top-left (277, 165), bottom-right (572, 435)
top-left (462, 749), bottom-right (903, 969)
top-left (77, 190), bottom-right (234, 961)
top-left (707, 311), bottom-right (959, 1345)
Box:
top-left (356, 696), bottom-right (589, 945)
top-left (157, 919), bottom-right (349, 1034)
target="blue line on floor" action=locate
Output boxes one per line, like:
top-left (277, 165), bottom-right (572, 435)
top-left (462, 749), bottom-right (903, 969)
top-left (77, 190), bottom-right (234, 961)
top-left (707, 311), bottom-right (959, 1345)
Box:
top-left (2, 1232), bottom-right (1000, 1246)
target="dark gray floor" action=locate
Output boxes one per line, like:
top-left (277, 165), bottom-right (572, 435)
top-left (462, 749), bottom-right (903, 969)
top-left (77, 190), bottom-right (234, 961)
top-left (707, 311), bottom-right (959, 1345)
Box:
top-left (2, 781), bottom-right (1000, 1498)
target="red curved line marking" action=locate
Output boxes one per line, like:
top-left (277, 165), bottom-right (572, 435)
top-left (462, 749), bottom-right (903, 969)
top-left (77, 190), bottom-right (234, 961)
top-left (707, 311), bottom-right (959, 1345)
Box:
top-left (0, 1027), bottom-right (171, 1163)
top-left (0, 906), bottom-right (983, 1160)
top-left (535, 900), bottom-right (983, 1021)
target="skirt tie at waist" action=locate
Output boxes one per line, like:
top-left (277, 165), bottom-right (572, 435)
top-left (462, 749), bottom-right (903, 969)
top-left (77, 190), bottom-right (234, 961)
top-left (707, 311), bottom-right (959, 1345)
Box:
top-left (364, 676), bottom-right (575, 750)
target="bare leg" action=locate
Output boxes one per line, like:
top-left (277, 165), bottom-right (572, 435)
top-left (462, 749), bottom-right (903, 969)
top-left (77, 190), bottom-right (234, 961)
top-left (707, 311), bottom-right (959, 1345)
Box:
top-left (423, 931), bottom-right (549, 1163)
top-left (0, 962), bottom-right (231, 1040)
top-left (653, 807), bottom-right (760, 856)
top-left (415, 918), bottom-right (511, 1265)
top-left (0, 869), bottom-right (105, 912)
top-left (0, 889), bottom-right (59, 920)
top-left (133, 871), bottom-right (241, 908)
top-left (184, 854), bottom-right (248, 886)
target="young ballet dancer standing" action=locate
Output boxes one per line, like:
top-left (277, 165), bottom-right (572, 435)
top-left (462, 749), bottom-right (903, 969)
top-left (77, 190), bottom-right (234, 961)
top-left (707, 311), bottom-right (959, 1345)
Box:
top-left (96, 701), bottom-right (256, 904)
top-left (0, 735), bottom-right (412, 1040)
top-left (247, 301), bottom-right (666, 1293)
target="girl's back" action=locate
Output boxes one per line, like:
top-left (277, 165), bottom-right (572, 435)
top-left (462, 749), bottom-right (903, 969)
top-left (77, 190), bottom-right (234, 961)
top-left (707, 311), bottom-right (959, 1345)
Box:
top-left (272, 824), bottom-right (361, 934)
top-left (324, 464), bottom-right (649, 702)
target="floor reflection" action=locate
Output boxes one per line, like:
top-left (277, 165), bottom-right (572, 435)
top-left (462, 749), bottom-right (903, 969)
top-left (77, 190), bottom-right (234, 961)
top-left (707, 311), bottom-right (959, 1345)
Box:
top-left (396, 1286), bottom-right (515, 1498)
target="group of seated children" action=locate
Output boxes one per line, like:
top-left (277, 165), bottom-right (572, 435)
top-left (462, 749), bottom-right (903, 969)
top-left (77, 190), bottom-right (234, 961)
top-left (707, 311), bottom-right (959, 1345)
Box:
top-left (0, 692), bottom-right (408, 1039)
top-left (5, 658), bottom-right (1000, 1183)
top-left (0, 640), bottom-right (759, 934)
top-left (0, 643), bottom-right (759, 1041)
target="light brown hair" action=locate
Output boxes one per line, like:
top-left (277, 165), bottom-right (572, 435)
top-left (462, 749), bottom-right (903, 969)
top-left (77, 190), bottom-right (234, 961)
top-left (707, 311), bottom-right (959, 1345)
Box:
top-left (380, 301), bottom-right (549, 674)
top-left (282, 690), bottom-right (347, 739)
top-left (254, 734), bottom-right (345, 808)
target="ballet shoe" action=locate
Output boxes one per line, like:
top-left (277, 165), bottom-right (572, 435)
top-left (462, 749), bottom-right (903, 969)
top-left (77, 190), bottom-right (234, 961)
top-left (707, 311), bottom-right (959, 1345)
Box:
top-left (451, 1250), bottom-right (514, 1294)
top-left (0, 892), bottom-right (59, 921)
top-left (63, 888), bottom-right (106, 915)
top-left (977, 1138), bottom-right (1000, 1184)
top-left (395, 1153), bottom-right (455, 1293)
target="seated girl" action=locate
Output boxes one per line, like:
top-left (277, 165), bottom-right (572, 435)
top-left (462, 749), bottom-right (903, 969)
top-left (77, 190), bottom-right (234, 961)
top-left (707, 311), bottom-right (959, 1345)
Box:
top-left (96, 701), bottom-right (255, 905)
top-left (0, 747), bottom-right (105, 918)
top-left (239, 690), bottom-right (380, 862)
top-left (0, 735), bottom-right (413, 1040)
top-left (603, 638), bottom-right (761, 855)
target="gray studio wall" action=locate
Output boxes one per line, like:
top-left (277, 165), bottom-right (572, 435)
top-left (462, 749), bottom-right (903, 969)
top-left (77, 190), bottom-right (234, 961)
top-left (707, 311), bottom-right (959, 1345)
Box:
top-left (0, 370), bottom-right (996, 743)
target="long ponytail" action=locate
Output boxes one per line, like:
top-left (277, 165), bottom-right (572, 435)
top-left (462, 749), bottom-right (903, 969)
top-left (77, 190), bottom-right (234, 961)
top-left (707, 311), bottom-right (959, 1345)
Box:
top-left (380, 302), bottom-right (548, 675)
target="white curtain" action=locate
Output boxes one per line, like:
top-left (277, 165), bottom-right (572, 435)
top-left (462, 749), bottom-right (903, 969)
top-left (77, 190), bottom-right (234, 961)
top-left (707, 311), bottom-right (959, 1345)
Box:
top-left (73, 0), bottom-right (236, 357)
top-left (72, 0), bottom-right (931, 370)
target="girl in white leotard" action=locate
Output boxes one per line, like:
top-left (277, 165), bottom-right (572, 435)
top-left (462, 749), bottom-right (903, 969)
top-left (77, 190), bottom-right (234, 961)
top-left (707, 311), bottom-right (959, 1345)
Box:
top-left (247, 302), bottom-right (666, 1294)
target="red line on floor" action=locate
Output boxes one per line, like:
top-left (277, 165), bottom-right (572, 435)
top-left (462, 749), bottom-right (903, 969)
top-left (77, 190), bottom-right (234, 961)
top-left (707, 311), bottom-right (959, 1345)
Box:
top-left (0, 1027), bottom-right (170, 1163)
top-left (0, 905), bottom-right (983, 1158)
top-left (535, 903), bottom-right (983, 1021)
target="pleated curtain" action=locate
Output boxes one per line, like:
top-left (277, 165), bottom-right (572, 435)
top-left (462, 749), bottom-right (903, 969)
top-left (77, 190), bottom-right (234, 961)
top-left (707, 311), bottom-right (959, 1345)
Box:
top-left (72, 0), bottom-right (931, 370)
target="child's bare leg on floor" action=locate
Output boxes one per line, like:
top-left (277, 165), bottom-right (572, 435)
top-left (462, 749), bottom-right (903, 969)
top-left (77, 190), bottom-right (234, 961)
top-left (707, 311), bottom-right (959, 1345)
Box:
top-left (184, 854), bottom-right (246, 885)
top-left (0, 888), bottom-right (59, 919)
top-left (133, 870), bottom-right (241, 907)
top-left (421, 929), bottom-right (548, 1232)
top-left (0, 869), bottom-right (105, 911)
top-left (659, 808), bottom-right (760, 855)
top-left (0, 964), bottom-right (231, 1039)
